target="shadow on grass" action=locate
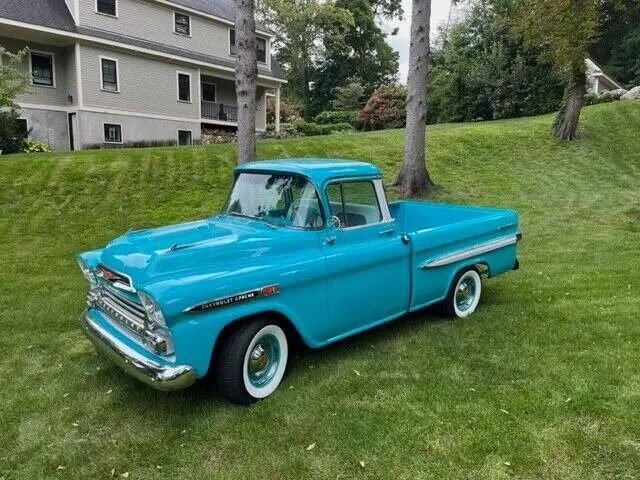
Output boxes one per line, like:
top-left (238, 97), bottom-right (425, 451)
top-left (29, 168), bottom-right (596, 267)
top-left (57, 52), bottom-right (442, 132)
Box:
top-left (91, 304), bottom-right (457, 414)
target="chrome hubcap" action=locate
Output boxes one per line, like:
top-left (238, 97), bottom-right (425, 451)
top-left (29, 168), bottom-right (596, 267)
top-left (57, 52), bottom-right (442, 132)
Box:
top-left (247, 334), bottom-right (280, 388)
top-left (455, 277), bottom-right (477, 312)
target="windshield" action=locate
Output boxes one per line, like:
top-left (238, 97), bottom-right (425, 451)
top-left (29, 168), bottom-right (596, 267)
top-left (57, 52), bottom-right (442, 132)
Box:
top-left (223, 173), bottom-right (324, 229)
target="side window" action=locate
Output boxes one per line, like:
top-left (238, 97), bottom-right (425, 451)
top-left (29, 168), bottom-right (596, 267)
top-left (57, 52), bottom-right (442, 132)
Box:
top-left (96, 0), bottom-right (117, 16)
top-left (327, 181), bottom-right (383, 228)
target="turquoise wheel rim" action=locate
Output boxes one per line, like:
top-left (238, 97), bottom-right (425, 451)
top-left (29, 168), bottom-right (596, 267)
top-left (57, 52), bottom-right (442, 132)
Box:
top-left (247, 334), bottom-right (281, 388)
top-left (455, 276), bottom-right (477, 312)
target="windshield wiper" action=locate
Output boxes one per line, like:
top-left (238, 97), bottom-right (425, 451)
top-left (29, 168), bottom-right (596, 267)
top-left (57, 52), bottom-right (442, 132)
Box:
top-left (224, 212), bottom-right (279, 229)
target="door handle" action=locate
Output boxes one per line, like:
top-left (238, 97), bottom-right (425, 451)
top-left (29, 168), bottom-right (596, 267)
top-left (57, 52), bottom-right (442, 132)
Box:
top-left (378, 228), bottom-right (395, 236)
top-left (325, 236), bottom-right (336, 245)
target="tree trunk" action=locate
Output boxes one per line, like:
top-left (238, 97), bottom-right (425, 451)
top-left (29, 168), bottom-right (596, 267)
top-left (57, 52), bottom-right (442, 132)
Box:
top-left (395, 0), bottom-right (434, 197)
top-left (235, 0), bottom-right (258, 164)
top-left (554, 66), bottom-right (586, 141)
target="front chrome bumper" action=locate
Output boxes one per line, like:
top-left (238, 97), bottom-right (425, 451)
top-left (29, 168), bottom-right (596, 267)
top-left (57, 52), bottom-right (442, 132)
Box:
top-left (81, 310), bottom-right (196, 391)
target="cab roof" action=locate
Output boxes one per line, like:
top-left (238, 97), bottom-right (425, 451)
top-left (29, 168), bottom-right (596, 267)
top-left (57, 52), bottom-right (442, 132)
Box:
top-left (236, 158), bottom-right (382, 185)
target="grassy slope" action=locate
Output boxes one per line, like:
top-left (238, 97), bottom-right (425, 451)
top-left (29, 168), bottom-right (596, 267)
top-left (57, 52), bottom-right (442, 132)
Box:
top-left (1, 102), bottom-right (639, 479)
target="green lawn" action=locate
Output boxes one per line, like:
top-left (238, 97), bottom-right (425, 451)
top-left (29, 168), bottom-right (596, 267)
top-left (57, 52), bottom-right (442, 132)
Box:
top-left (1, 102), bottom-right (639, 479)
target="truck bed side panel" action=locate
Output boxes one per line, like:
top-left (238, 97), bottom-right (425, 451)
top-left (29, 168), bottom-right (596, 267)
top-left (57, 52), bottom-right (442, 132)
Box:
top-left (390, 201), bottom-right (519, 311)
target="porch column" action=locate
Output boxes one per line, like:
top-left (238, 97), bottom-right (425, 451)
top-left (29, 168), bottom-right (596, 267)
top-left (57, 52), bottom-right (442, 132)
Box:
top-left (275, 87), bottom-right (281, 133)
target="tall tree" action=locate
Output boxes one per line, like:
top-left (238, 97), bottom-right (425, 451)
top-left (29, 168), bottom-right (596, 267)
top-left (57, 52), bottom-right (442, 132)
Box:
top-left (395, 0), bottom-right (434, 197)
top-left (516, 0), bottom-right (598, 140)
top-left (427, 0), bottom-right (564, 124)
top-left (259, 0), bottom-right (353, 120)
top-left (235, 0), bottom-right (258, 164)
top-left (311, 0), bottom-right (402, 116)
top-left (0, 47), bottom-right (31, 108)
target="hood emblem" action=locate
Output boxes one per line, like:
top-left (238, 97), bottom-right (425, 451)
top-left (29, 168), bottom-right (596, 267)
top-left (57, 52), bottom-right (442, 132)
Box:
top-left (95, 264), bottom-right (136, 293)
top-left (185, 284), bottom-right (280, 313)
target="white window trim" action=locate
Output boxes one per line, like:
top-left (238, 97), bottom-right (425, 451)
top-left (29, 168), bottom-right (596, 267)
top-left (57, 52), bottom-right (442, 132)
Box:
top-left (201, 80), bottom-right (217, 103)
top-left (173, 11), bottom-right (192, 37)
top-left (29, 50), bottom-right (56, 88)
top-left (99, 56), bottom-right (120, 93)
top-left (228, 28), bottom-right (268, 65)
top-left (176, 71), bottom-right (192, 103)
top-left (103, 122), bottom-right (123, 144)
top-left (95, 0), bottom-right (118, 18)
top-left (177, 129), bottom-right (193, 146)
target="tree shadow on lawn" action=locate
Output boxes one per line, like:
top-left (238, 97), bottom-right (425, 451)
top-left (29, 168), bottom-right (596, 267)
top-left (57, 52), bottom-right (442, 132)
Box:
top-left (95, 302), bottom-right (470, 415)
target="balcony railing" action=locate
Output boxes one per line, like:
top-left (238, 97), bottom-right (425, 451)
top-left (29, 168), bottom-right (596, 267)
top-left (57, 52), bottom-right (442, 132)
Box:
top-left (201, 101), bottom-right (238, 123)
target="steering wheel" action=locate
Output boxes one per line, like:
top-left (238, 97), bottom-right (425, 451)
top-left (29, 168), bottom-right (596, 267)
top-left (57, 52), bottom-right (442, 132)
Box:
top-left (288, 199), bottom-right (322, 228)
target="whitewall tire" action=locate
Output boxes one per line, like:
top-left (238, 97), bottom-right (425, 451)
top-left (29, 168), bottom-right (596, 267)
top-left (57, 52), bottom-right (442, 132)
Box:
top-left (215, 318), bottom-right (289, 405)
top-left (441, 268), bottom-right (482, 319)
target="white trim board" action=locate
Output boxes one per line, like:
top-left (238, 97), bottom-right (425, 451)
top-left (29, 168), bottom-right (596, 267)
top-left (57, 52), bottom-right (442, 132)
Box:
top-left (82, 106), bottom-right (202, 123)
top-left (18, 103), bottom-right (209, 124)
top-left (0, 18), bottom-right (287, 85)
top-left (75, 42), bottom-right (84, 107)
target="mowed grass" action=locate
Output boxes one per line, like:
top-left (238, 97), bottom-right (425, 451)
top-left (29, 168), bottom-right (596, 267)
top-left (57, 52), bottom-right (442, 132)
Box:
top-left (1, 102), bottom-right (640, 479)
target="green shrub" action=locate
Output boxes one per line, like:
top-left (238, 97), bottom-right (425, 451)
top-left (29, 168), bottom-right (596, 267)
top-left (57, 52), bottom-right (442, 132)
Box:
top-left (287, 122), bottom-right (353, 137)
top-left (356, 84), bottom-right (407, 131)
top-left (314, 110), bottom-right (358, 125)
top-left (23, 140), bottom-right (51, 153)
top-left (584, 92), bottom-right (616, 106)
top-left (0, 110), bottom-right (29, 155)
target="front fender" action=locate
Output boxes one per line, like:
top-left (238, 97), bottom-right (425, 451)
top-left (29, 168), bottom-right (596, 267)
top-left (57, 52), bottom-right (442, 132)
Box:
top-left (169, 297), bottom-right (320, 378)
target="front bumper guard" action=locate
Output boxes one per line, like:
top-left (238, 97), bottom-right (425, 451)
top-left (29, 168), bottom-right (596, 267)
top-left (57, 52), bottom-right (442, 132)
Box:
top-left (81, 310), bottom-right (196, 391)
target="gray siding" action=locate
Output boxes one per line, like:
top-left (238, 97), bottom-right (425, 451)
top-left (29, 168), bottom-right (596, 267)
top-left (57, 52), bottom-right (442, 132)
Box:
top-left (79, 44), bottom-right (200, 119)
top-left (77, 111), bottom-right (201, 148)
top-left (0, 37), bottom-right (70, 107)
top-left (77, 0), bottom-right (265, 65)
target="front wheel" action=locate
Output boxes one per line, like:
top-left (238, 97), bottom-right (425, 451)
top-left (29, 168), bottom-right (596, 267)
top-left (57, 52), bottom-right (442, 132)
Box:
top-left (441, 268), bottom-right (482, 319)
top-left (215, 319), bottom-right (289, 405)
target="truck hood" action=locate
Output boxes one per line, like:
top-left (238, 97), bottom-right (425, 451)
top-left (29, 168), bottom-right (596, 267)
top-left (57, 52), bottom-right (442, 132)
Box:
top-left (99, 216), bottom-right (292, 287)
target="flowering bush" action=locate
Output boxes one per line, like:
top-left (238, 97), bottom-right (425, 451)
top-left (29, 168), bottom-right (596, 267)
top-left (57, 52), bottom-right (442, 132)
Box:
top-left (356, 84), bottom-right (407, 131)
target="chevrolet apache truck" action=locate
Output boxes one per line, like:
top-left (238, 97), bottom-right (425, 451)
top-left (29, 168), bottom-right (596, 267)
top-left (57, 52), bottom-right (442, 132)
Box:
top-left (78, 159), bottom-right (521, 404)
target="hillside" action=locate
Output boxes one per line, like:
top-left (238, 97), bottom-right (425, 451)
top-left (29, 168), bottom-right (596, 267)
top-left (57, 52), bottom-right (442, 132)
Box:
top-left (1, 102), bottom-right (639, 479)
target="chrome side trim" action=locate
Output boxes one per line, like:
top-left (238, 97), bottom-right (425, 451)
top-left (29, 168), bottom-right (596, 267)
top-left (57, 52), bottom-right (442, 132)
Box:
top-left (81, 311), bottom-right (196, 392)
top-left (184, 284), bottom-right (280, 313)
top-left (420, 234), bottom-right (520, 269)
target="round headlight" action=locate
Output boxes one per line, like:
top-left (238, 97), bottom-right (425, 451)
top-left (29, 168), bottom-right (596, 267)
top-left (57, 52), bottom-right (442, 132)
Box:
top-left (138, 291), bottom-right (167, 328)
top-left (77, 258), bottom-right (96, 284)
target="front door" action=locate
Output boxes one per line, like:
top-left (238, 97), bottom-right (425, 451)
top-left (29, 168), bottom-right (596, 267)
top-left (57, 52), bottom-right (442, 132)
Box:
top-left (320, 179), bottom-right (410, 342)
top-left (68, 113), bottom-right (78, 151)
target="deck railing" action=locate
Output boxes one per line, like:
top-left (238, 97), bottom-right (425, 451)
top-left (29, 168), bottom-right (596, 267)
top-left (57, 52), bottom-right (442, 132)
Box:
top-left (201, 101), bottom-right (238, 123)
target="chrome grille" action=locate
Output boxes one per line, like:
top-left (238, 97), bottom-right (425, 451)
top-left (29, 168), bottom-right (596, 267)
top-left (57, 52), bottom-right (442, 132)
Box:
top-left (88, 285), bottom-right (174, 356)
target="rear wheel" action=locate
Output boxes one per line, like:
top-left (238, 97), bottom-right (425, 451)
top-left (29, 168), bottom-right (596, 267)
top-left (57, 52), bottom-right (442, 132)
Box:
top-left (215, 318), bottom-right (288, 405)
top-left (441, 268), bottom-right (482, 319)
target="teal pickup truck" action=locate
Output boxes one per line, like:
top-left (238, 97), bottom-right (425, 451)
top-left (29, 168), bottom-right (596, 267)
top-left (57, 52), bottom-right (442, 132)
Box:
top-left (78, 159), bottom-right (521, 404)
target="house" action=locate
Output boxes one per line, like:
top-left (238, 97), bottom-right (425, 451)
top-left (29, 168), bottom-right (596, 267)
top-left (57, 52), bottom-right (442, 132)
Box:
top-left (0, 0), bottom-right (286, 150)
top-left (586, 58), bottom-right (624, 94)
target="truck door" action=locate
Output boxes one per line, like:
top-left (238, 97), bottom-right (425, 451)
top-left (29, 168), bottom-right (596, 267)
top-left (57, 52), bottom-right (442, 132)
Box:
top-left (320, 179), bottom-right (410, 341)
